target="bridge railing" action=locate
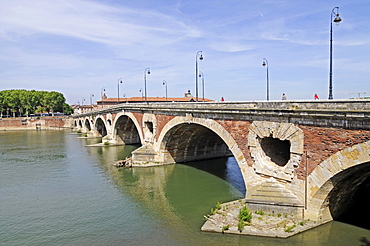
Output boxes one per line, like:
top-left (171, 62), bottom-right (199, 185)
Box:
top-left (71, 99), bottom-right (370, 130)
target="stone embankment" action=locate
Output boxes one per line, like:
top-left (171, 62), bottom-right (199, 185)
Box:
top-left (0, 117), bottom-right (67, 130)
top-left (202, 199), bottom-right (320, 238)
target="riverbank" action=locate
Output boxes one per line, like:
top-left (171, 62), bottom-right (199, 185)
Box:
top-left (0, 117), bottom-right (68, 130)
top-left (201, 199), bottom-right (324, 238)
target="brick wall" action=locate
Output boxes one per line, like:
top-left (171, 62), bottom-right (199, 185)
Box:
top-left (0, 117), bottom-right (66, 129)
top-left (296, 125), bottom-right (370, 179)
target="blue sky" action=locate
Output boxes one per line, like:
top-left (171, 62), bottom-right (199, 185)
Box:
top-left (1, 0), bottom-right (369, 104)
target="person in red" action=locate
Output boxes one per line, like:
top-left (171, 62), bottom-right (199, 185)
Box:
top-left (314, 94), bottom-right (319, 100)
top-left (221, 97), bottom-right (225, 101)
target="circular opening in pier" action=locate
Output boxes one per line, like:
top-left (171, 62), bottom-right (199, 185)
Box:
top-left (260, 137), bottom-right (291, 167)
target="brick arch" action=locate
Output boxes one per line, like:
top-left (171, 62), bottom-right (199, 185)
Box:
top-left (84, 117), bottom-right (92, 131)
top-left (155, 115), bottom-right (251, 180)
top-left (112, 112), bottom-right (143, 144)
top-left (77, 119), bottom-right (83, 128)
top-left (94, 116), bottom-right (108, 137)
top-left (307, 141), bottom-right (370, 221)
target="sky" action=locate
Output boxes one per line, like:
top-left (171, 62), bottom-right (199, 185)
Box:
top-left (1, 0), bottom-right (370, 104)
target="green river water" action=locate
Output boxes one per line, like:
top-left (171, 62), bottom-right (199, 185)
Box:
top-left (1, 130), bottom-right (369, 245)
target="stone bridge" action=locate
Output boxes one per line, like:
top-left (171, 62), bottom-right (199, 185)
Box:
top-left (70, 100), bottom-right (370, 225)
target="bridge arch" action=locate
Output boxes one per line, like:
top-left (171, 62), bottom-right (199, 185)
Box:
top-left (156, 115), bottom-right (250, 182)
top-left (112, 112), bottom-right (143, 144)
top-left (84, 118), bottom-right (92, 131)
top-left (78, 119), bottom-right (83, 129)
top-left (94, 116), bottom-right (108, 137)
top-left (307, 141), bottom-right (370, 222)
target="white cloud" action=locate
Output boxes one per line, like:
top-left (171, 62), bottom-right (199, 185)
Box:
top-left (0, 0), bottom-right (200, 46)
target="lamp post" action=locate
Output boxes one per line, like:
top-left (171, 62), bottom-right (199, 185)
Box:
top-left (123, 94), bottom-right (127, 103)
top-left (328, 7), bottom-right (342, 100)
top-left (139, 88), bottom-right (143, 102)
top-left (101, 87), bottom-right (105, 107)
top-left (195, 51), bottom-right (203, 102)
top-left (90, 93), bottom-right (94, 110)
top-left (144, 67), bottom-right (150, 102)
top-left (163, 80), bottom-right (168, 102)
top-left (101, 87), bottom-right (105, 100)
top-left (117, 78), bottom-right (123, 104)
top-left (262, 58), bottom-right (269, 101)
top-left (199, 71), bottom-right (205, 102)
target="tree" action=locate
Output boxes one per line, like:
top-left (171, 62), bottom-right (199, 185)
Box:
top-left (0, 89), bottom-right (72, 117)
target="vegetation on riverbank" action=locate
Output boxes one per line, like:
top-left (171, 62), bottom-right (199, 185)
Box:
top-left (0, 89), bottom-right (73, 117)
top-left (202, 199), bottom-right (316, 238)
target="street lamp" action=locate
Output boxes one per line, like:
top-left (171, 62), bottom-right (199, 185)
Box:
top-left (101, 87), bottom-right (105, 107)
top-left (328, 7), bottom-right (342, 100)
top-left (139, 88), bottom-right (143, 102)
top-left (163, 80), bottom-right (168, 102)
top-left (117, 78), bottom-right (123, 104)
top-left (262, 58), bottom-right (269, 101)
top-left (101, 87), bottom-right (105, 100)
top-left (123, 93), bottom-right (127, 103)
top-left (195, 51), bottom-right (203, 102)
top-left (90, 93), bottom-right (94, 108)
top-left (144, 67), bottom-right (150, 102)
top-left (199, 71), bottom-right (205, 102)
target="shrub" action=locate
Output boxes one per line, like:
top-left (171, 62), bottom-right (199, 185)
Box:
top-left (238, 220), bottom-right (246, 232)
top-left (238, 206), bottom-right (252, 223)
top-left (255, 209), bottom-right (264, 215)
top-left (222, 225), bottom-right (229, 233)
top-left (284, 224), bottom-right (296, 233)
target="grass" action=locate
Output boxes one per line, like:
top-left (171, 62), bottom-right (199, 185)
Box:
top-left (255, 209), bottom-right (264, 215)
top-left (284, 224), bottom-right (296, 233)
top-left (237, 206), bottom-right (252, 232)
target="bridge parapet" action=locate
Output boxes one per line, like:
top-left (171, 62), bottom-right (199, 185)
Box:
top-left (73, 99), bottom-right (370, 130)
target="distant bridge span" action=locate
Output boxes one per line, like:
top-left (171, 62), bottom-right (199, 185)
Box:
top-left (71, 100), bottom-right (370, 224)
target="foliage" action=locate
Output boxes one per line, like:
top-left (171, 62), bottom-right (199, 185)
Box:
top-left (255, 209), bottom-right (264, 215)
top-left (238, 220), bottom-right (246, 232)
top-left (299, 221), bottom-right (306, 226)
top-left (221, 225), bottom-right (229, 233)
top-left (237, 206), bottom-right (252, 232)
top-left (0, 89), bottom-right (73, 117)
top-left (238, 206), bottom-right (252, 223)
top-left (210, 201), bottom-right (222, 215)
top-left (284, 224), bottom-right (296, 233)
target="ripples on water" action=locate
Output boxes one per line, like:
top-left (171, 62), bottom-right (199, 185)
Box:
top-left (0, 131), bottom-right (369, 245)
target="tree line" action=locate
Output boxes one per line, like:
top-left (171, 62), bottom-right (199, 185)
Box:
top-left (0, 89), bottom-right (74, 117)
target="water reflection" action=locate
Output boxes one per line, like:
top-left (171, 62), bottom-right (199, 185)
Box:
top-left (182, 157), bottom-right (246, 196)
top-left (84, 139), bottom-right (370, 245)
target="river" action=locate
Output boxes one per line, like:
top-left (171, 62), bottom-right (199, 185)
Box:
top-left (1, 130), bottom-right (369, 245)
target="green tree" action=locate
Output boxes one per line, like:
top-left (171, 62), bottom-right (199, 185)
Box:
top-left (0, 89), bottom-right (72, 117)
